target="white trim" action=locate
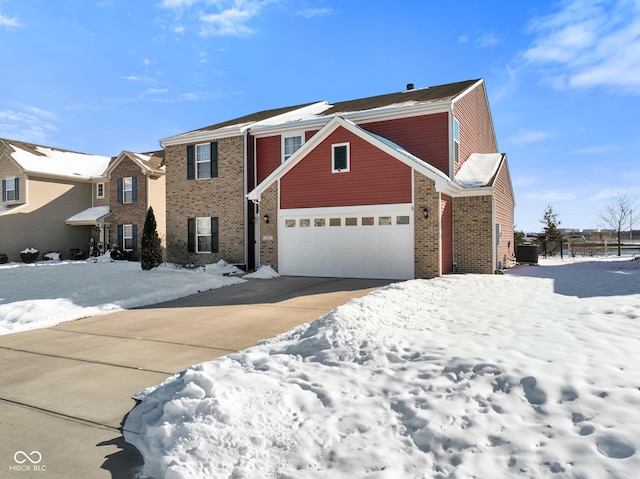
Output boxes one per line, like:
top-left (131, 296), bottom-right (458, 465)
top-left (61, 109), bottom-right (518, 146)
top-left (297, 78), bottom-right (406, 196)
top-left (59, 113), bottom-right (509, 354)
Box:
top-left (96, 182), bottom-right (105, 199)
top-left (250, 101), bottom-right (452, 138)
top-left (282, 132), bottom-right (305, 163)
top-left (248, 116), bottom-right (456, 202)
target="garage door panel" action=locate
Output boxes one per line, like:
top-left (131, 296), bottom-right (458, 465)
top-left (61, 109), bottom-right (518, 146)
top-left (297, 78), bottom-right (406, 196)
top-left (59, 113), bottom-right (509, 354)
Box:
top-left (278, 208), bottom-right (414, 280)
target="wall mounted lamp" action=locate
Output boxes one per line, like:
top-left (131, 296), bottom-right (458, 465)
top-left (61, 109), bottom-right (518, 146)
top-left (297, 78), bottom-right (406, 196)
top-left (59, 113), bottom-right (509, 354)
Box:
top-left (263, 214), bottom-right (270, 224)
top-left (422, 207), bottom-right (429, 219)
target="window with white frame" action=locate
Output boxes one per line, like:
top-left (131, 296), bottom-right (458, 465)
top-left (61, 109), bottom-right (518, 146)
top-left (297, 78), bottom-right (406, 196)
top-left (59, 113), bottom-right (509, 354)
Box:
top-left (123, 177), bottom-right (133, 203)
top-left (283, 134), bottom-right (303, 162)
top-left (96, 182), bottom-right (104, 199)
top-left (122, 224), bottom-right (135, 251)
top-left (196, 143), bottom-right (212, 179)
top-left (332, 143), bottom-right (350, 172)
top-left (2, 177), bottom-right (18, 201)
top-left (187, 217), bottom-right (219, 253)
top-left (453, 118), bottom-right (460, 163)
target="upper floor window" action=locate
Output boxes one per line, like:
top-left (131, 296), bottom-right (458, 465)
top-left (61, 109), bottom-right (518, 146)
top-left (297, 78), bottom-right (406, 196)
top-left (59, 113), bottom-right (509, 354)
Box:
top-left (332, 143), bottom-right (350, 173)
top-left (453, 118), bottom-right (460, 163)
top-left (123, 177), bottom-right (134, 203)
top-left (117, 176), bottom-right (137, 204)
top-left (187, 142), bottom-right (218, 180)
top-left (2, 177), bottom-right (18, 202)
top-left (283, 134), bottom-right (303, 162)
top-left (96, 182), bottom-right (105, 199)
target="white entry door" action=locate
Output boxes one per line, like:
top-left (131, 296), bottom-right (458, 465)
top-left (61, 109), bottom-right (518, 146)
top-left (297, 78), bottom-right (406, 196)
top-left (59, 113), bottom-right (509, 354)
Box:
top-left (278, 206), bottom-right (414, 279)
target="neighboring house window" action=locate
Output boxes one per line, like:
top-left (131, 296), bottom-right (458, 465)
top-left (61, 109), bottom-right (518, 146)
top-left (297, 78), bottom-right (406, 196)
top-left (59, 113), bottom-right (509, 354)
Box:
top-left (96, 182), bottom-right (105, 199)
top-left (283, 134), bottom-right (303, 162)
top-left (187, 142), bottom-right (218, 180)
top-left (332, 143), bottom-right (350, 172)
top-left (453, 118), bottom-right (460, 163)
top-left (117, 224), bottom-right (137, 251)
top-left (2, 178), bottom-right (19, 202)
top-left (116, 176), bottom-right (137, 204)
top-left (187, 217), bottom-right (219, 253)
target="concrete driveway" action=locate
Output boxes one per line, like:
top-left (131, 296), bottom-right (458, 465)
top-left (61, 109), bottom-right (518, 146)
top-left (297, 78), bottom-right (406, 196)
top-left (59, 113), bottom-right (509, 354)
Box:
top-left (0, 276), bottom-right (391, 478)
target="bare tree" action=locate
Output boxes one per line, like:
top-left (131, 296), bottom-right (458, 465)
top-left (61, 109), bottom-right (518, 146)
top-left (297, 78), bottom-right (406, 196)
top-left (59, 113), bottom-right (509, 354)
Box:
top-left (598, 193), bottom-right (638, 256)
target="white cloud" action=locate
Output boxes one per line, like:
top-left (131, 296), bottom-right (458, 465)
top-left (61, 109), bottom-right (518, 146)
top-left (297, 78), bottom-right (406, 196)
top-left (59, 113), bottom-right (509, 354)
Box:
top-left (157, 0), bottom-right (272, 38)
top-left (508, 130), bottom-right (555, 144)
top-left (297, 7), bottom-right (333, 19)
top-left (572, 144), bottom-right (619, 155)
top-left (0, 12), bottom-right (21, 29)
top-left (525, 191), bottom-right (576, 201)
top-left (143, 88), bottom-right (169, 95)
top-left (0, 106), bottom-right (57, 144)
top-left (524, 0), bottom-right (640, 94)
top-left (475, 32), bottom-right (499, 47)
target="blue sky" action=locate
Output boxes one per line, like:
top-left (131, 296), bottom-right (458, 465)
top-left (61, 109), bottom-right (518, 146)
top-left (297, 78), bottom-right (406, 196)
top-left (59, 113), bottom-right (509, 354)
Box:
top-left (1, 0), bottom-right (638, 232)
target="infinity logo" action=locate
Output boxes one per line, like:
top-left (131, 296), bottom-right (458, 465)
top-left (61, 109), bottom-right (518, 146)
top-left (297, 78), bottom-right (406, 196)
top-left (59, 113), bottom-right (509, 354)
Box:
top-left (14, 451), bottom-right (42, 464)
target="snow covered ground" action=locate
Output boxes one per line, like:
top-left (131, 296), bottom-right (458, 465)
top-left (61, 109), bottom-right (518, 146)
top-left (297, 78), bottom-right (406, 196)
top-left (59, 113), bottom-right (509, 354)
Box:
top-left (0, 256), bottom-right (247, 335)
top-left (2, 255), bottom-right (639, 478)
top-left (122, 255), bottom-right (640, 479)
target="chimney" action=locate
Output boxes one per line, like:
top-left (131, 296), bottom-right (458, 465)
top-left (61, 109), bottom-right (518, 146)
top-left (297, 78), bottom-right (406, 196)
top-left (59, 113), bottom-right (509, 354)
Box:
top-left (406, 83), bottom-right (414, 90)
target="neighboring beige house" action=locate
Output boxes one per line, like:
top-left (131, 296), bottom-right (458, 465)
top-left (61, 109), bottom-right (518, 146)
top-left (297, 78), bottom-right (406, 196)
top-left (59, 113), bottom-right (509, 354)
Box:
top-left (104, 150), bottom-right (166, 259)
top-left (0, 139), bottom-right (112, 262)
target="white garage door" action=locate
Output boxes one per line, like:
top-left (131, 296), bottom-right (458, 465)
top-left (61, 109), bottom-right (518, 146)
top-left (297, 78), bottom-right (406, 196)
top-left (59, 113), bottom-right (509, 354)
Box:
top-left (278, 206), bottom-right (414, 279)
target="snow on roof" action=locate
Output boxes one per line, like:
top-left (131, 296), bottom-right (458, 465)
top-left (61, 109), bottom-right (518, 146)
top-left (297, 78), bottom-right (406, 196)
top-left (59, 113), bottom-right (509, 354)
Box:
top-left (454, 153), bottom-right (503, 188)
top-left (8, 142), bottom-right (112, 179)
top-left (65, 206), bottom-right (111, 225)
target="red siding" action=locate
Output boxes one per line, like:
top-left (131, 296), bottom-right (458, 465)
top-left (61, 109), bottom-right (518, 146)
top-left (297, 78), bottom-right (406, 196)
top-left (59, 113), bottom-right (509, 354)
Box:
top-left (441, 194), bottom-right (453, 273)
top-left (362, 113), bottom-right (450, 175)
top-left (256, 136), bottom-right (281, 183)
top-left (453, 83), bottom-right (499, 173)
top-left (281, 126), bottom-right (412, 209)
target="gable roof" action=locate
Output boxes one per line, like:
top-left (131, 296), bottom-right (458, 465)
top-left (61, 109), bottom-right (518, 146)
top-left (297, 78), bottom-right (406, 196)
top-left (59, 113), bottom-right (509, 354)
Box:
top-left (160, 101), bottom-right (327, 146)
top-left (161, 79), bottom-right (483, 145)
top-left (247, 116), bottom-right (458, 202)
top-left (320, 79), bottom-right (480, 117)
top-left (105, 149), bottom-right (166, 178)
top-left (1, 138), bottom-right (112, 180)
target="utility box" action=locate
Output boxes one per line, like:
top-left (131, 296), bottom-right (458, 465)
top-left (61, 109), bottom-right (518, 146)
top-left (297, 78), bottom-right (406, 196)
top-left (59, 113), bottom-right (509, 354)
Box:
top-left (516, 245), bottom-right (539, 264)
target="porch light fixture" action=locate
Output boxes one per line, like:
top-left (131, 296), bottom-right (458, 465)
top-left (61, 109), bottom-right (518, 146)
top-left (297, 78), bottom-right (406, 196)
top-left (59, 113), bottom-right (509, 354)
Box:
top-left (263, 214), bottom-right (270, 224)
top-left (422, 207), bottom-right (429, 219)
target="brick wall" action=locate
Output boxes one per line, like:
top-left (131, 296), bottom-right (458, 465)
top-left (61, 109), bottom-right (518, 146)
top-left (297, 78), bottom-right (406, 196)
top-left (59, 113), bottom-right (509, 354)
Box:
top-left (414, 171), bottom-right (441, 278)
top-left (165, 136), bottom-right (246, 266)
top-left (110, 159), bottom-right (148, 258)
top-left (258, 182), bottom-right (279, 270)
top-left (453, 195), bottom-right (494, 274)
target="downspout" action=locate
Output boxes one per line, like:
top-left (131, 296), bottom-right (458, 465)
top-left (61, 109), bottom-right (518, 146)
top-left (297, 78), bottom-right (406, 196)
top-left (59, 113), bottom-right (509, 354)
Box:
top-left (243, 129), bottom-right (248, 269)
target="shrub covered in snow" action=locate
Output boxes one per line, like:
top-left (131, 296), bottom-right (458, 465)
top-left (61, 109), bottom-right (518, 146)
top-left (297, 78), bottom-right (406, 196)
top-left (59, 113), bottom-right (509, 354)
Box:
top-left (20, 248), bottom-right (39, 263)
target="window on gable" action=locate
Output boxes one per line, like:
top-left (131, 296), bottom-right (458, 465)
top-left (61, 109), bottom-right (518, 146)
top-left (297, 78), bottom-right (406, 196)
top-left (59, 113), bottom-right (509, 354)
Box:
top-left (2, 178), bottom-right (18, 202)
top-left (453, 118), bottom-right (460, 163)
top-left (332, 143), bottom-right (350, 173)
top-left (117, 177), bottom-right (137, 204)
top-left (123, 177), bottom-right (133, 203)
top-left (96, 182), bottom-right (104, 199)
top-left (283, 135), bottom-right (303, 162)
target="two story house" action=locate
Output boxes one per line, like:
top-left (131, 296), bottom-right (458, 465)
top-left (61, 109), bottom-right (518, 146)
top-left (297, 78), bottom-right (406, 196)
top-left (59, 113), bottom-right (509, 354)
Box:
top-left (162, 78), bottom-right (515, 279)
top-left (0, 139), bottom-right (112, 262)
top-left (0, 139), bottom-right (166, 262)
top-left (103, 150), bottom-right (166, 259)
